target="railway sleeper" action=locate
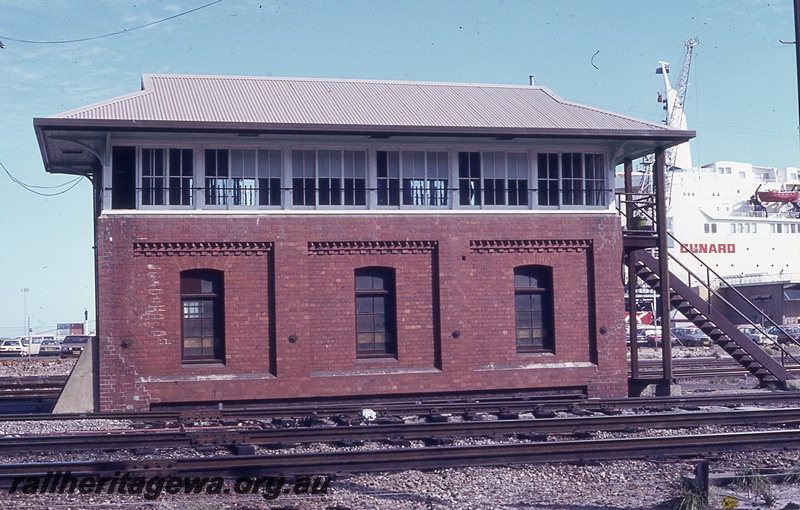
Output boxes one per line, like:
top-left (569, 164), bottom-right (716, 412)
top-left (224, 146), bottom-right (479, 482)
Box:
top-left (497, 408), bottom-right (520, 420)
top-left (333, 439), bottom-right (364, 448)
top-left (424, 411), bottom-right (449, 423)
top-left (228, 444), bottom-right (257, 456)
top-left (188, 431), bottom-right (244, 447)
top-left (517, 433), bottom-right (548, 442)
top-left (332, 415), bottom-right (360, 426)
top-left (384, 437), bottom-right (412, 447)
top-left (533, 406), bottom-right (558, 419)
top-left (462, 410), bottom-right (484, 421)
top-left (374, 415), bottom-right (405, 425)
top-left (422, 436), bottom-right (455, 446)
top-left (263, 442), bottom-right (301, 449)
top-left (568, 405), bottom-right (593, 417)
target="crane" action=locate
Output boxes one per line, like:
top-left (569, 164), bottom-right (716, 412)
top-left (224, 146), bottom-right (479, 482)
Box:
top-left (638, 38), bottom-right (698, 200)
top-left (658, 37), bottom-right (698, 171)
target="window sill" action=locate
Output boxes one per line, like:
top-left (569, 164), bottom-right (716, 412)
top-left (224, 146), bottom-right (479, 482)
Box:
top-left (181, 359), bottom-right (226, 366)
top-left (356, 356), bottom-right (398, 362)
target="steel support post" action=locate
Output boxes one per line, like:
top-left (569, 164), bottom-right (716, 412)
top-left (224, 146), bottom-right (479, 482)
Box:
top-left (654, 148), bottom-right (673, 382)
top-left (623, 158), bottom-right (639, 378)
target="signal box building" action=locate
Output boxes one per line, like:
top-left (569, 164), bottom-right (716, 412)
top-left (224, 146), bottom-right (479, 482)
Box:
top-left (35, 75), bottom-right (691, 411)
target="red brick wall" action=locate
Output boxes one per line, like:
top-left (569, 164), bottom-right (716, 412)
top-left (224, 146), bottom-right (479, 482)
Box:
top-left (96, 213), bottom-right (627, 411)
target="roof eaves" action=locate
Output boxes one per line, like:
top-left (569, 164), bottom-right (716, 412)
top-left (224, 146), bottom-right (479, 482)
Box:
top-left (33, 117), bottom-right (694, 142)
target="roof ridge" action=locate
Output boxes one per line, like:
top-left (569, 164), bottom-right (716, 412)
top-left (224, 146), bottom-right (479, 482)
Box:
top-left (554, 93), bottom-right (673, 131)
top-left (143, 73), bottom-right (546, 90)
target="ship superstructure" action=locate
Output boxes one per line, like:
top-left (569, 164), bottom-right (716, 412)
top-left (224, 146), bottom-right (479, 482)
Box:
top-left (668, 161), bottom-right (800, 286)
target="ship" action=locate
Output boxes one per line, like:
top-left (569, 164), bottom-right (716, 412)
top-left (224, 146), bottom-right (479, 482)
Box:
top-left (627, 38), bottom-right (800, 326)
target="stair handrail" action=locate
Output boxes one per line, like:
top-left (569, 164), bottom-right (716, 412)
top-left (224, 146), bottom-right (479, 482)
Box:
top-left (616, 192), bottom-right (800, 365)
top-left (616, 192), bottom-right (657, 232)
top-left (663, 234), bottom-right (800, 366)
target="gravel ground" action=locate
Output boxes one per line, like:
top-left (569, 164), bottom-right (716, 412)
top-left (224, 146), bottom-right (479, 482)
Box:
top-left (0, 358), bottom-right (76, 377)
top-left (2, 453), bottom-right (800, 509)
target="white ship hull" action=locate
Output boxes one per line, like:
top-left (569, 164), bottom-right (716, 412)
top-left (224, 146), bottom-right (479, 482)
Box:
top-left (667, 160), bottom-right (800, 286)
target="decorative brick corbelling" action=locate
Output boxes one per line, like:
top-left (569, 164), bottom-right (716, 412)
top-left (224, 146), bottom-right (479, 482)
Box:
top-left (308, 240), bottom-right (437, 256)
top-left (469, 239), bottom-right (591, 254)
top-left (133, 241), bottom-right (273, 257)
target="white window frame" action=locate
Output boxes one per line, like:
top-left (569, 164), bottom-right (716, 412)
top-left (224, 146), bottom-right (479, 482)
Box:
top-left (138, 146), bottom-right (195, 209)
top-left (373, 150), bottom-right (451, 209)
top-left (290, 149), bottom-right (369, 209)
top-left (534, 151), bottom-right (608, 209)
top-left (203, 148), bottom-right (283, 209)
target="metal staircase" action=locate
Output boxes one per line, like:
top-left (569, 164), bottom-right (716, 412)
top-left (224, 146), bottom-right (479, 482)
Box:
top-left (634, 250), bottom-right (793, 386)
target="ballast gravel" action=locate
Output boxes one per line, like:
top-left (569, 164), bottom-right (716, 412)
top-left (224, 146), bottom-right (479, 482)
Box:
top-left (3, 452), bottom-right (800, 509)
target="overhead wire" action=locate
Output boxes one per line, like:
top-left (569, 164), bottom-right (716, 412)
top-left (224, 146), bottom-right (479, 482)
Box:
top-left (0, 0), bottom-right (222, 45)
top-left (1, 159), bottom-right (85, 196)
top-left (0, 2), bottom-right (224, 194)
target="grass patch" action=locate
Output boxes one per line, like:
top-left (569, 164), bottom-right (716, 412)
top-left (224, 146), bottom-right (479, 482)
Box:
top-left (731, 468), bottom-right (774, 506)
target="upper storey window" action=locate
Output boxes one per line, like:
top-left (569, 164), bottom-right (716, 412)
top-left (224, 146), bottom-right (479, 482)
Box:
top-left (459, 151), bottom-right (530, 207)
top-left (376, 150), bottom-right (449, 207)
top-left (205, 149), bottom-right (282, 207)
top-left (292, 150), bottom-right (367, 207)
top-left (141, 148), bottom-right (193, 206)
top-left (537, 153), bottom-right (606, 207)
top-left (119, 145), bottom-right (607, 211)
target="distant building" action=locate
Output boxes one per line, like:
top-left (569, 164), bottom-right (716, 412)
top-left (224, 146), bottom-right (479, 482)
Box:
top-left (35, 75), bottom-right (691, 411)
top-left (57, 323), bottom-right (85, 337)
top-left (713, 280), bottom-right (800, 326)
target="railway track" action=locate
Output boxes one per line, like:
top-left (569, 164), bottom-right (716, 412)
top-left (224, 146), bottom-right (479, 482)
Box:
top-left (632, 356), bottom-right (800, 378)
top-left (0, 356), bottom-right (793, 408)
top-left (0, 429), bottom-right (799, 488)
top-left (1, 371), bottom-right (800, 494)
top-left (0, 356), bottom-right (794, 407)
top-left (0, 376), bottom-right (66, 401)
top-left (0, 406), bottom-right (799, 454)
top-left (1, 388), bottom-right (800, 424)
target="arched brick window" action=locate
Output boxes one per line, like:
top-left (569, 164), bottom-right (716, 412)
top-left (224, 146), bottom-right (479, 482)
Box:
top-left (355, 267), bottom-right (396, 358)
top-left (514, 265), bottom-right (554, 353)
top-left (180, 269), bottom-right (225, 362)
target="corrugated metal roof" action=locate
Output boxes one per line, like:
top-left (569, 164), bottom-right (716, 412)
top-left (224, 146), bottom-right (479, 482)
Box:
top-left (50, 74), bottom-right (673, 134)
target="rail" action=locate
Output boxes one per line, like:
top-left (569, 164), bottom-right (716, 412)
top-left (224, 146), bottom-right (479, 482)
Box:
top-left (2, 406), bottom-right (800, 454)
top-left (2, 429), bottom-right (800, 487)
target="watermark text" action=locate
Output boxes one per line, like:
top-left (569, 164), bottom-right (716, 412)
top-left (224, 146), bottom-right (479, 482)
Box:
top-left (8, 471), bottom-right (330, 500)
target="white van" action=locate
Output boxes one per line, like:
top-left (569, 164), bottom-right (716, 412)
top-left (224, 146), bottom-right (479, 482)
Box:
top-left (20, 335), bottom-right (57, 356)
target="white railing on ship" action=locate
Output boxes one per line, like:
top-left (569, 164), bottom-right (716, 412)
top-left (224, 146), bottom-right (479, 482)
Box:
top-left (729, 210), bottom-right (800, 219)
top-left (719, 272), bottom-right (800, 287)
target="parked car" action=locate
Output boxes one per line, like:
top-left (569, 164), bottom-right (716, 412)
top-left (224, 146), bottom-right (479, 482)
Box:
top-left (0, 339), bottom-right (29, 357)
top-left (60, 335), bottom-right (91, 357)
top-left (672, 327), bottom-right (712, 347)
top-left (38, 339), bottom-right (62, 357)
top-left (21, 335), bottom-right (54, 356)
top-left (645, 331), bottom-right (679, 348)
top-left (626, 326), bottom-right (648, 347)
top-left (766, 325), bottom-right (800, 344)
top-left (736, 325), bottom-right (776, 346)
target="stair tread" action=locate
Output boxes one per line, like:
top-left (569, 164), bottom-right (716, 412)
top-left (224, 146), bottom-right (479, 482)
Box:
top-left (633, 251), bottom-right (790, 383)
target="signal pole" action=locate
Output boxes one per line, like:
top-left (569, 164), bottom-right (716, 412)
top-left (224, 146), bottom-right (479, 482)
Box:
top-left (21, 288), bottom-right (29, 337)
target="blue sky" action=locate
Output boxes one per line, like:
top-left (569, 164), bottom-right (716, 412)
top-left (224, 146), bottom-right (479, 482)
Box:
top-left (0, 0), bottom-right (797, 338)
